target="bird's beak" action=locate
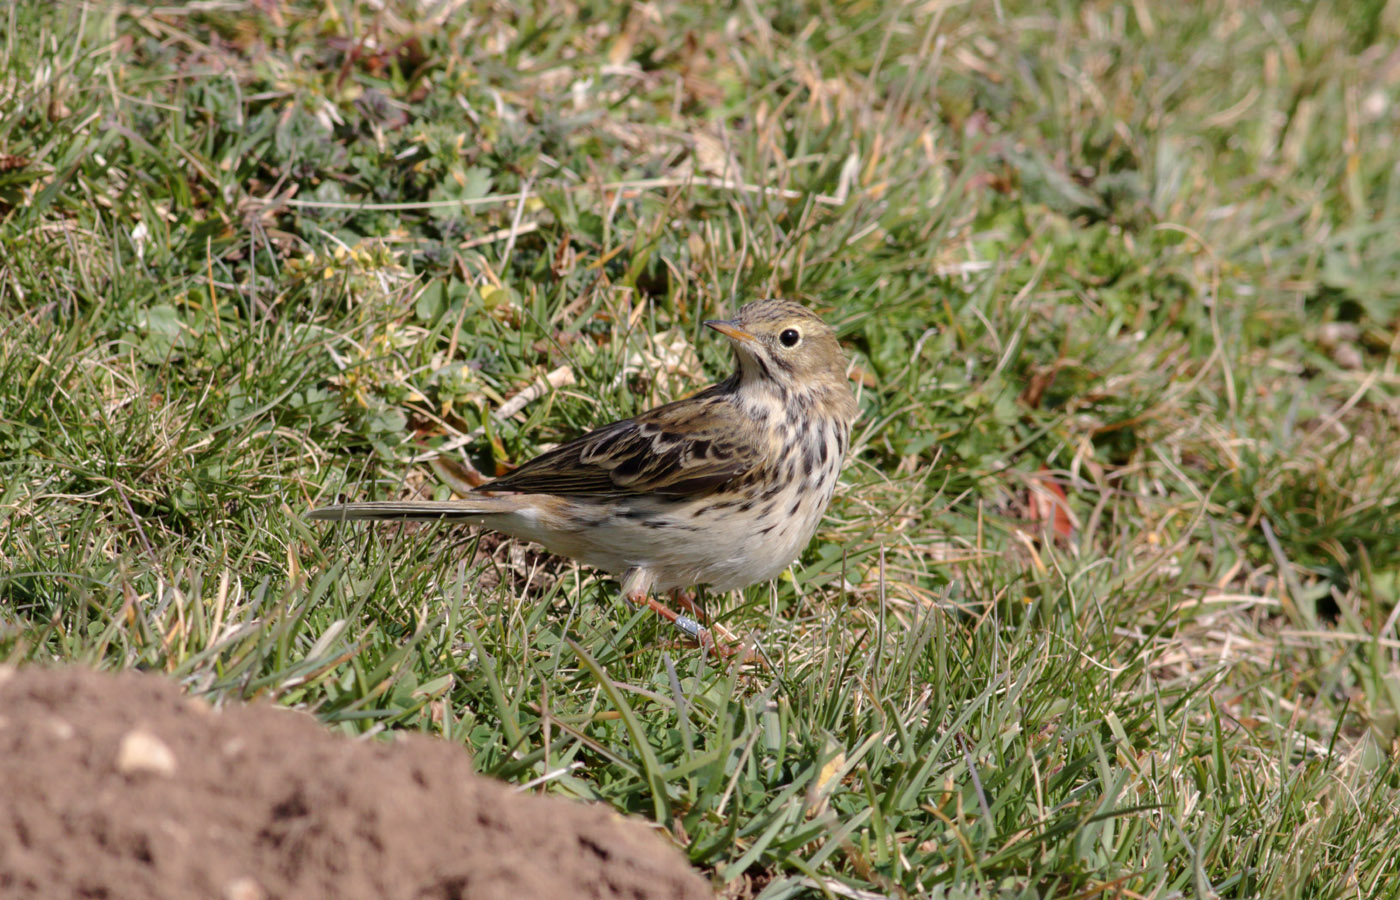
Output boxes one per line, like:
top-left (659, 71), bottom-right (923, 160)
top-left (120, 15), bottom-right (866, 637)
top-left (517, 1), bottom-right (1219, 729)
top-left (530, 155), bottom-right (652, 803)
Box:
top-left (704, 319), bottom-right (757, 344)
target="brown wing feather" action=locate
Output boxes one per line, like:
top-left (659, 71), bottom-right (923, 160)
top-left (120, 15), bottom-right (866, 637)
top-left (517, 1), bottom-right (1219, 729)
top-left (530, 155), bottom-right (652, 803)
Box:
top-left (479, 384), bottom-right (763, 498)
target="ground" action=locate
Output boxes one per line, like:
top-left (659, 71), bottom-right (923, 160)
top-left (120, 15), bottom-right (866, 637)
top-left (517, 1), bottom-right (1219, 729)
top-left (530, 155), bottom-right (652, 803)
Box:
top-left (0, 666), bottom-right (708, 900)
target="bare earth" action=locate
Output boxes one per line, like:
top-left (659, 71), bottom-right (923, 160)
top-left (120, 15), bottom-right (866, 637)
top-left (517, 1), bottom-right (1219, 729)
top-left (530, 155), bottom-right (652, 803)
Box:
top-left (0, 666), bottom-right (709, 900)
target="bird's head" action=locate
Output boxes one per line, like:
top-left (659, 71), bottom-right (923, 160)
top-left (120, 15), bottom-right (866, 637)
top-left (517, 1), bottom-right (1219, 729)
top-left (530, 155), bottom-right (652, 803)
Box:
top-left (705, 299), bottom-right (856, 419)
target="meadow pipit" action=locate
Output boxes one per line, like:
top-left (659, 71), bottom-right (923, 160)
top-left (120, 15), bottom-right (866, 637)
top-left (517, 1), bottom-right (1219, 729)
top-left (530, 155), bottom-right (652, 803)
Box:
top-left (309, 299), bottom-right (858, 645)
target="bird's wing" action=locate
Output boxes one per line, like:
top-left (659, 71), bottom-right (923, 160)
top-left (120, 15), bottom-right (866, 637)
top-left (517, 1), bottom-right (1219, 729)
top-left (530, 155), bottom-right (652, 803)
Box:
top-left (479, 388), bottom-right (765, 498)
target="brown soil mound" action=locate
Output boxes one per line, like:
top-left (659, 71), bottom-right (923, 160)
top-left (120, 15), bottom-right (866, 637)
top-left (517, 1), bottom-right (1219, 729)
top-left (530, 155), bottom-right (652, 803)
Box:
top-left (0, 666), bottom-right (709, 900)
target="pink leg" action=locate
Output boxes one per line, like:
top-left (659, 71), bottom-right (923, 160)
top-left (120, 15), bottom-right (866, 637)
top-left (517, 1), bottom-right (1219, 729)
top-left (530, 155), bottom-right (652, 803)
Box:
top-left (619, 569), bottom-right (719, 654)
top-left (620, 571), bottom-right (745, 659)
top-left (669, 588), bottom-right (746, 656)
top-left (670, 589), bottom-right (707, 619)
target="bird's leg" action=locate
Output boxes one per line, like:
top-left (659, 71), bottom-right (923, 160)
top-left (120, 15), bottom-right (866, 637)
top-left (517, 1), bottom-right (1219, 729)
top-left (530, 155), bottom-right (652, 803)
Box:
top-left (670, 588), bottom-right (706, 620)
top-left (668, 589), bottom-right (745, 651)
top-left (621, 569), bottom-right (713, 649)
top-left (618, 571), bottom-right (756, 661)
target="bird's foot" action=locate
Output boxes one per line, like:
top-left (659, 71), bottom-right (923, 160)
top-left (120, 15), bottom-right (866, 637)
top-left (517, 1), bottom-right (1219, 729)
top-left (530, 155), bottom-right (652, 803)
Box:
top-left (624, 590), bottom-right (746, 660)
top-left (665, 589), bottom-right (747, 651)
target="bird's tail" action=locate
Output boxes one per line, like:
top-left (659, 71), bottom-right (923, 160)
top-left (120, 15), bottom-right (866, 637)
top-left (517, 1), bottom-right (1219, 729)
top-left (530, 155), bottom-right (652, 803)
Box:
top-left (307, 497), bottom-right (521, 523)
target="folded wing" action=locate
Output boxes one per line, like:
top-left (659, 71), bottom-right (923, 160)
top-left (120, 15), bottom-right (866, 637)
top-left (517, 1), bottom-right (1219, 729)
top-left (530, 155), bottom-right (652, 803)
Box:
top-left (480, 389), bottom-right (763, 498)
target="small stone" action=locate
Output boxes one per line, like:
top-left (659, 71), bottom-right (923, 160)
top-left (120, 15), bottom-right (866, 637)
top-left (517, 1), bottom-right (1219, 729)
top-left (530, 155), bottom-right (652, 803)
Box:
top-left (116, 729), bottom-right (177, 776)
top-left (1316, 322), bottom-right (1359, 348)
top-left (222, 876), bottom-right (267, 900)
top-left (1332, 343), bottom-right (1364, 370)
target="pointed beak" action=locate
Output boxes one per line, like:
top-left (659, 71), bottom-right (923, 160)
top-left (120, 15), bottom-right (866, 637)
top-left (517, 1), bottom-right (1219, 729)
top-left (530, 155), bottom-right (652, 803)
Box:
top-left (704, 319), bottom-right (757, 344)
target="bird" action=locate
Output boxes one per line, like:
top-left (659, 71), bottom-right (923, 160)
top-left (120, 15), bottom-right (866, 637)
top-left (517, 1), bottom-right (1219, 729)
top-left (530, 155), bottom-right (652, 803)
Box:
top-left (308, 298), bottom-right (858, 647)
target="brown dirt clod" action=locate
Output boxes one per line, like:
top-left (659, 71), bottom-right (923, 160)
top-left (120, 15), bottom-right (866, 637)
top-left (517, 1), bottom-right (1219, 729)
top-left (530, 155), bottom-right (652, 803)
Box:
top-left (0, 666), bottom-right (710, 900)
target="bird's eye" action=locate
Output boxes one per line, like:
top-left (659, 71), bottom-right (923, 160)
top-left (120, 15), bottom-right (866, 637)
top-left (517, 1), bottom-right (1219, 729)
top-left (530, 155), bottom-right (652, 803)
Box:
top-left (779, 328), bottom-right (801, 347)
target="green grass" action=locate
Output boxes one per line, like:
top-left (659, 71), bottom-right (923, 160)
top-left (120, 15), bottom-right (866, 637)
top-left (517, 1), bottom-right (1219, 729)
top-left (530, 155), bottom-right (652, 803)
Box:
top-left (4, 0), bottom-right (1400, 895)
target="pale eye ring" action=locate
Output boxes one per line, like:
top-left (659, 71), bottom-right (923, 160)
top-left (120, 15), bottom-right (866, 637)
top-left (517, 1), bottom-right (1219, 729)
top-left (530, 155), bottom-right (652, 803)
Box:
top-left (779, 328), bottom-right (801, 347)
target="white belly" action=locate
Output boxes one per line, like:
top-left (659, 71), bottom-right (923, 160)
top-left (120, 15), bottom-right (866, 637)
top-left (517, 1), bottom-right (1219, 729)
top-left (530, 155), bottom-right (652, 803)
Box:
top-left (501, 475), bottom-right (838, 592)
